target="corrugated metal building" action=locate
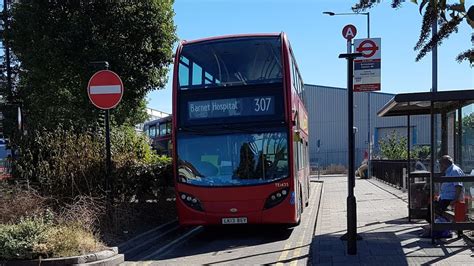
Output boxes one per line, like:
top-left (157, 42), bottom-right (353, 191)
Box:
top-left (303, 84), bottom-right (430, 167)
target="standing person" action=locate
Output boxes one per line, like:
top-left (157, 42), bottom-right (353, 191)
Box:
top-left (420, 155), bottom-right (464, 237)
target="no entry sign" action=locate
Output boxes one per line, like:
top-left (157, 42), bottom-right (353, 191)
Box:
top-left (87, 70), bottom-right (124, 110)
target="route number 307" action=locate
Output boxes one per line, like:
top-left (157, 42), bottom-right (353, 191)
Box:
top-left (254, 97), bottom-right (272, 112)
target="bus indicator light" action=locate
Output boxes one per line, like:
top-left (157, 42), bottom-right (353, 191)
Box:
top-left (290, 192), bottom-right (295, 205)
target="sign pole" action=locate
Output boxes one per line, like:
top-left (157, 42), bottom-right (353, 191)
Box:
top-left (339, 52), bottom-right (362, 255)
top-left (101, 63), bottom-right (113, 203)
top-left (105, 108), bottom-right (112, 199)
top-left (88, 61), bottom-right (124, 204)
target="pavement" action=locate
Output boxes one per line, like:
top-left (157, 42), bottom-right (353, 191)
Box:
top-left (311, 175), bottom-right (474, 265)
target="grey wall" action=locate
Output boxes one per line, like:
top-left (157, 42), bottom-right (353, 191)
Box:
top-left (303, 84), bottom-right (430, 167)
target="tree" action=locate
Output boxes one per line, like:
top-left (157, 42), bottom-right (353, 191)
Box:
top-left (7, 0), bottom-right (177, 131)
top-left (352, 0), bottom-right (474, 66)
top-left (378, 131), bottom-right (408, 160)
top-left (462, 112), bottom-right (474, 140)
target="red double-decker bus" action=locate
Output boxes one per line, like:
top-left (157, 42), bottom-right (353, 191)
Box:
top-left (144, 115), bottom-right (172, 156)
top-left (172, 33), bottom-right (310, 226)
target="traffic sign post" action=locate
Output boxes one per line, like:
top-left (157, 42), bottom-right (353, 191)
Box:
top-left (87, 70), bottom-right (124, 110)
top-left (87, 66), bottom-right (124, 202)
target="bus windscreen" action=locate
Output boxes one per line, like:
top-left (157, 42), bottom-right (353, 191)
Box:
top-left (178, 37), bottom-right (283, 89)
top-left (177, 130), bottom-right (288, 187)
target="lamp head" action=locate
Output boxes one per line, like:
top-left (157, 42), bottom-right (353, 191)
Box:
top-left (322, 11), bottom-right (335, 16)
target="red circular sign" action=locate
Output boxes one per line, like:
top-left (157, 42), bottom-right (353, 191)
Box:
top-left (356, 39), bottom-right (379, 58)
top-left (342, 24), bottom-right (357, 40)
top-left (87, 70), bottom-right (124, 110)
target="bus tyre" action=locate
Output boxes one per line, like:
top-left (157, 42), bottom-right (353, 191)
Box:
top-left (295, 191), bottom-right (303, 225)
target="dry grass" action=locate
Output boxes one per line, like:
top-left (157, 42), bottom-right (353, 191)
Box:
top-left (56, 196), bottom-right (105, 233)
top-left (0, 185), bottom-right (107, 260)
top-left (39, 223), bottom-right (105, 258)
top-left (0, 184), bottom-right (47, 224)
top-left (321, 164), bottom-right (347, 175)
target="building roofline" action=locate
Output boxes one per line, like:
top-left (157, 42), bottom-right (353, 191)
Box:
top-left (304, 83), bottom-right (397, 97)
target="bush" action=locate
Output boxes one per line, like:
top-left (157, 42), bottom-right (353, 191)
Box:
top-left (0, 192), bottom-right (105, 261)
top-left (41, 223), bottom-right (104, 258)
top-left (0, 216), bottom-right (104, 260)
top-left (0, 184), bottom-right (47, 224)
top-left (0, 217), bottom-right (50, 260)
top-left (378, 131), bottom-right (408, 160)
top-left (111, 126), bottom-right (173, 202)
top-left (13, 125), bottom-right (172, 202)
top-left (14, 126), bottom-right (105, 200)
top-left (411, 145), bottom-right (431, 160)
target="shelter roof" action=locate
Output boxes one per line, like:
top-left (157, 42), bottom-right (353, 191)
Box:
top-left (377, 90), bottom-right (474, 117)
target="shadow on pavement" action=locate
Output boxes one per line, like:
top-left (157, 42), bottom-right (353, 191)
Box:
top-left (155, 224), bottom-right (294, 261)
top-left (310, 217), bottom-right (472, 265)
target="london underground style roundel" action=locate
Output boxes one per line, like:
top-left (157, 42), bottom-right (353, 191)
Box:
top-left (87, 70), bottom-right (124, 110)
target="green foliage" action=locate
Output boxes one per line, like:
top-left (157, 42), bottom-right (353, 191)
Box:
top-left (9, 0), bottom-right (177, 131)
top-left (463, 112), bottom-right (474, 132)
top-left (40, 223), bottom-right (104, 259)
top-left (378, 131), bottom-right (408, 160)
top-left (411, 145), bottom-right (431, 160)
top-left (110, 125), bottom-right (173, 202)
top-left (13, 125), bottom-right (172, 202)
top-left (0, 214), bottom-right (104, 260)
top-left (352, 0), bottom-right (474, 66)
top-left (14, 126), bottom-right (105, 199)
top-left (0, 217), bottom-right (50, 260)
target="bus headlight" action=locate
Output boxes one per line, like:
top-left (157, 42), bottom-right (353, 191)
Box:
top-left (179, 192), bottom-right (204, 212)
top-left (264, 188), bottom-right (289, 209)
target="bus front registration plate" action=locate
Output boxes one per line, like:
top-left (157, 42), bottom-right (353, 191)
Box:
top-left (222, 217), bottom-right (248, 224)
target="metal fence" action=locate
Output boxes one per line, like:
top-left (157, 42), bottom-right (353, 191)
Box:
top-left (371, 160), bottom-right (408, 188)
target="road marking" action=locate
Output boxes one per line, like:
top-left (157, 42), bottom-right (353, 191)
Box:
top-left (141, 226), bottom-right (203, 260)
top-left (289, 185), bottom-right (319, 266)
top-left (277, 183), bottom-right (321, 265)
top-left (276, 241), bottom-right (293, 265)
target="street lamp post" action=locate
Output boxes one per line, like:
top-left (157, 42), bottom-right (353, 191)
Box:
top-left (323, 11), bottom-right (372, 179)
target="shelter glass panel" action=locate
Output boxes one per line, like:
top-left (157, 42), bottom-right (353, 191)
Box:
top-left (461, 104), bottom-right (474, 174)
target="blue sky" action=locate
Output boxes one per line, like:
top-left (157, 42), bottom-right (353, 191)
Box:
top-left (147, 0), bottom-right (474, 113)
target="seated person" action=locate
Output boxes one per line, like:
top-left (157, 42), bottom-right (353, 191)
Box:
top-left (356, 159), bottom-right (368, 179)
top-left (420, 155), bottom-right (464, 237)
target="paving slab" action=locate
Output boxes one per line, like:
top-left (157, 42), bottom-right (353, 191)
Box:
top-left (311, 175), bottom-right (474, 265)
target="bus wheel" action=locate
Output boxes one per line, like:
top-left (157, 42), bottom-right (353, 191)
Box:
top-left (297, 194), bottom-right (303, 225)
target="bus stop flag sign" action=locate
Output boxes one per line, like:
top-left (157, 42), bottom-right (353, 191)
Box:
top-left (87, 70), bottom-right (124, 110)
top-left (342, 24), bottom-right (357, 41)
top-left (353, 38), bottom-right (381, 92)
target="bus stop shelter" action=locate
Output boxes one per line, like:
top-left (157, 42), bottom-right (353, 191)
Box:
top-left (378, 89), bottom-right (474, 243)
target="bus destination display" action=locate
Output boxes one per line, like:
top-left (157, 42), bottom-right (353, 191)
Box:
top-left (188, 96), bottom-right (275, 120)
